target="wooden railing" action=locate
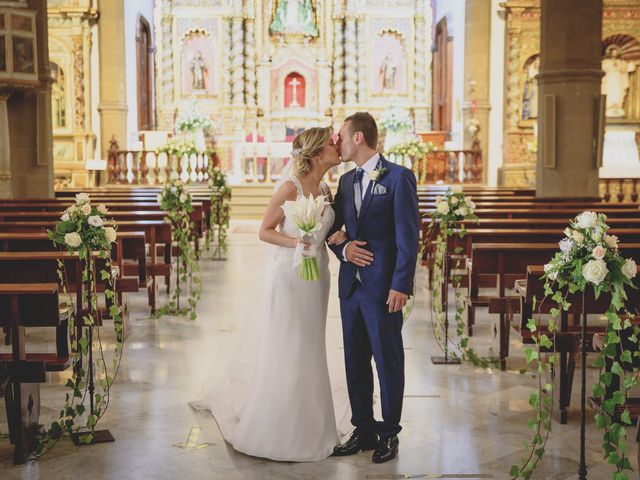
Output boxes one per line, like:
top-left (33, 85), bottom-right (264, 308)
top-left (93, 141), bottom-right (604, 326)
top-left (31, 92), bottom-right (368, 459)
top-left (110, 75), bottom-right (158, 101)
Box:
top-left (107, 138), bottom-right (211, 185)
top-left (415, 148), bottom-right (483, 184)
top-left (600, 178), bottom-right (640, 203)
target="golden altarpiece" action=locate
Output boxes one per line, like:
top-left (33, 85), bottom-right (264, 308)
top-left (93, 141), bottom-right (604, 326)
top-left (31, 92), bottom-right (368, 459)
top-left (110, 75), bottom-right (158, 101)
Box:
top-left (153, 0), bottom-right (433, 183)
top-left (501, 0), bottom-right (640, 187)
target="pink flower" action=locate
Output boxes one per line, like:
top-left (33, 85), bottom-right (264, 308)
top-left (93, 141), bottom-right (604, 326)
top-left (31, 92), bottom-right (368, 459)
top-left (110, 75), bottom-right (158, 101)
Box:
top-left (592, 245), bottom-right (606, 260)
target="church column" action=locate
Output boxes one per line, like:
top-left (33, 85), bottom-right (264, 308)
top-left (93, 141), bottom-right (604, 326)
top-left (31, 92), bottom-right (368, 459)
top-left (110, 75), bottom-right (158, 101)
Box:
top-left (156, 2), bottom-right (175, 130)
top-left (535, 0), bottom-right (603, 198)
top-left (332, 17), bottom-right (345, 106)
top-left (230, 16), bottom-right (245, 106)
top-left (221, 18), bottom-right (232, 105)
top-left (413, 0), bottom-right (431, 131)
top-left (97, 0), bottom-right (128, 156)
top-left (356, 16), bottom-right (367, 103)
top-left (0, 95), bottom-right (12, 197)
top-left (243, 0), bottom-right (256, 108)
top-left (344, 17), bottom-right (358, 105)
top-left (463, 0), bottom-right (491, 180)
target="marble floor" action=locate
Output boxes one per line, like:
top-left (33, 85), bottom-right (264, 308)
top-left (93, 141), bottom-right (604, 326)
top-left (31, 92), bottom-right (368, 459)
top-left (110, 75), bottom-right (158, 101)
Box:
top-left (1, 220), bottom-right (637, 480)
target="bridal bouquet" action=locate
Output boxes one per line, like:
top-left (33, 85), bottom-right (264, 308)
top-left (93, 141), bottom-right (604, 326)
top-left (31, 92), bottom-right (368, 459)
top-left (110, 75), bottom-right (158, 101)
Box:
top-left (282, 194), bottom-right (330, 281)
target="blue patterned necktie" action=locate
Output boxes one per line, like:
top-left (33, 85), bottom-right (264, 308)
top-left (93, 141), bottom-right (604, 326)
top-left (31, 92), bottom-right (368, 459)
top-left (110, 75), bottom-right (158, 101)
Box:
top-left (354, 168), bottom-right (364, 216)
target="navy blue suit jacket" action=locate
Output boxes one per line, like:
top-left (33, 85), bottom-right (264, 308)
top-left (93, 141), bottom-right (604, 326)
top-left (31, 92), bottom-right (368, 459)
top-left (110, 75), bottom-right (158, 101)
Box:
top-left (328, 156), bottom-right (420, 301)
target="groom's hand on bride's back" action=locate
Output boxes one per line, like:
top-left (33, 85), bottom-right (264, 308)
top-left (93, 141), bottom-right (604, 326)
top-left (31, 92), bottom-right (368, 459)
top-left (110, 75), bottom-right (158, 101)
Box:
top-left (344, 240), bottom-right (373, 267)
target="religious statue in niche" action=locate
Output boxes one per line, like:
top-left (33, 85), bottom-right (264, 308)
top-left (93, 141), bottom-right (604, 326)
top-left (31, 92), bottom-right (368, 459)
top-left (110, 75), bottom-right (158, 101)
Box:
top-left (379, 53), bottom-right (397, 91)
top-left (522, 55), bottom-right (539, 120)
top-left (284, 72), bottom-right (305, 108)
top-left (372, 31), bottom-right (406, 95)
top-left (601, 45), bottom-right (637, 118)
top-left (51, 63), bottom-right (66, 128)
top-left (191, 51), bottom-right (207, 91)
top-left (269, 0), bottom-right (319, 38)
top-left (181, 31), bottom-right (215, 96)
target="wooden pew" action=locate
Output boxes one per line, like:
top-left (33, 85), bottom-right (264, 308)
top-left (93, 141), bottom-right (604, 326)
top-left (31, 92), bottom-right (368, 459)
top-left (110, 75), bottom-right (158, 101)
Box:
top-left (0, 221), bottom-right (169, 313)
top-left (466, 243), bottom-right (640, 336)
top-left (0, 283), bottom-right (70, 463)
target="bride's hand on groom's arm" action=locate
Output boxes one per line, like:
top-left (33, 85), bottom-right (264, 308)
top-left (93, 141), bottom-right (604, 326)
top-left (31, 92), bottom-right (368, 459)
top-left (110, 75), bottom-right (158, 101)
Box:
top-left (327, 230), bottom-right (348, 245)
top-left (387, 289), bottom-right (408, 313)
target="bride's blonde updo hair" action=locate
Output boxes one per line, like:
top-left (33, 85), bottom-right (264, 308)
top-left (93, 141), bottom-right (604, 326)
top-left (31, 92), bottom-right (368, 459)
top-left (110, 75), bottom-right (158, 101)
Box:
top-left (290, 126), bottom-right (333, 177)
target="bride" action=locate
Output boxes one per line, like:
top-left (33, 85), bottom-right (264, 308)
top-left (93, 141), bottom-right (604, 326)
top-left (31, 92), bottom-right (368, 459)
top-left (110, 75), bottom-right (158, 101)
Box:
top-left (190, 126), bottom-right (348, 462)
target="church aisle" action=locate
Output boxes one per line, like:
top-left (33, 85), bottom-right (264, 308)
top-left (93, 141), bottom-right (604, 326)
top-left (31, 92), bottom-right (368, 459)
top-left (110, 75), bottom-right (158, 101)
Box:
top-left (0, 221), bottom-right (625, 480)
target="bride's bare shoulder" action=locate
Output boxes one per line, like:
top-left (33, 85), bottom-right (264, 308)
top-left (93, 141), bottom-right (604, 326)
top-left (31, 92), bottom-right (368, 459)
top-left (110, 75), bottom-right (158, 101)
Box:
top-left (272, 180), bottom-right (298, 203)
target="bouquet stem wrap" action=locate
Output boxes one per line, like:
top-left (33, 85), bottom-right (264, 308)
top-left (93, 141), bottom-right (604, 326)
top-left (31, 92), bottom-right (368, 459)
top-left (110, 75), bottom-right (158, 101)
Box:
top-left (282, 194), bottom-right (329, 282)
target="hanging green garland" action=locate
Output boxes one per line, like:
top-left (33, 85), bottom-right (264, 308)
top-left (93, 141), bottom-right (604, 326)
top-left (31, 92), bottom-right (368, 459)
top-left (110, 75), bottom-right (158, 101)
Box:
top-left (207, 165), bottom-right (231, 258)
top-left (157, 177), bottom-right (202, 320)
top-left (36, 194), bottom-right (123, 452)
top-left (428, 186), bottom-right (499, 367)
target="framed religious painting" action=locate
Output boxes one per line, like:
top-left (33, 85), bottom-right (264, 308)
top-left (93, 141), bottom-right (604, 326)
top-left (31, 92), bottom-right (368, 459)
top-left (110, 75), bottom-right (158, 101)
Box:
top-left (0, 8), bottom-right (38, 86)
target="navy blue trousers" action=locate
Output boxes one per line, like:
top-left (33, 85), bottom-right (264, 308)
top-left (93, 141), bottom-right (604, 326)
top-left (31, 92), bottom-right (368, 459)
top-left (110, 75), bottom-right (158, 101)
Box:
top-left (340, 282), bottom-right (405, 439)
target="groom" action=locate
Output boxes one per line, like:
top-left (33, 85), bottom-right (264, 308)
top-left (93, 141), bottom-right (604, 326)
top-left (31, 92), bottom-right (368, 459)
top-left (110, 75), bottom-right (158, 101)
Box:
top-left (328, 112), bottom-right (419, 463)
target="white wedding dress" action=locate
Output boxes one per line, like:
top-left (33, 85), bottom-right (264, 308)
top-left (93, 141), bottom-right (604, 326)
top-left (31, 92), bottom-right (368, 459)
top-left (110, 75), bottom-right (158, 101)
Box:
top-left (190, 176), bottom-right (348, 462)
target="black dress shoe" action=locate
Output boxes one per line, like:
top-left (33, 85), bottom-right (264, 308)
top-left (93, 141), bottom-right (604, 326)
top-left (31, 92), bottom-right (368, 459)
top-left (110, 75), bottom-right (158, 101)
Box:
top-left (332, 429), bottom-right (378, 456)
top-left (372, 436), bottom-right (399, 463)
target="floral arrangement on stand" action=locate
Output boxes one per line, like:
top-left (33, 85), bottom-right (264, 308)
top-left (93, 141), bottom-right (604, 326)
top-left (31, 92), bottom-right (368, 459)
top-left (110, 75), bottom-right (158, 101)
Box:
top-left (157, 138), bottom-right (209, 159)
top-left (428, 186), bottom-right (494, 368)
top-left (386, 136), bottom-right (435, 181)
top-left (37, 193), bottom-right (123, 451)
top-left (510, 212), bottom-right (639, 479)
top-left (207, 166), bottom-right (231, 258)
top-left (157, 177), bottom-right (202, 320)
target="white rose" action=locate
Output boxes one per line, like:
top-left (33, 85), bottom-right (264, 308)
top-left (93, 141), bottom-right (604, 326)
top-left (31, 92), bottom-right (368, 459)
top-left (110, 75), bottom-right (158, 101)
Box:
top-left (451, 185), bottom-right (463, 193)
top-left (171, 186), bottom-right (177, 194)
top-left (66, 205), bottom-right (77, 215)
top-left (593, 231), bottom-right (602, 242)
top-left (175, 180), bottom-right (184, 187)
top-left (104, 227), bottom-right (117, 244)
top-left (75, 192), bottom-right (90, 205)
top-left (454, 207), bottom-right (467, 216)
top-left (605, 235), bottom-right (619, 249)
top-left (564, 227), bottom-right (573, 238)
top-left (64, 232), bottom-right (82, 248)
top-left (559, 238), bottom-right (573, 252)
top-left (582, 259), bottom-right (608, 285)
top-left (576, 211), bottom-right (598, 229)
top-left (450, 196), bottom-right (459, 205)
top-left (544, 263), bottom-right (558, 281)
top-left (170, 172), bottom-right (179, 180)
top-left (88, 215), bottom-right (104, 227)
top-left (60, 213), bottom-right (70, 222)
top-left (572, 231), bottom-right (584, 244)
top-left (621, 259), bottom-right (637, 280)
top-left (97, 204), bottom-right (108, 215)
top-left (466, 199), bottom-right (476, 210)
top-left (179, 193), bottom-right (188, 203)
top-left (81, 203), bottom-right (92, 215)
top-left (592, 245), bottom-right (606, 260)
top-left (436, 202), bottom-right (450, 215)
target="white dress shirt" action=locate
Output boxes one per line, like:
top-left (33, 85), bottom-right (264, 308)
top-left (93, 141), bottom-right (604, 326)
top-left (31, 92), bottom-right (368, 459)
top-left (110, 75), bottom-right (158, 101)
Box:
top-left (342, 152), bottom-right (380, 261)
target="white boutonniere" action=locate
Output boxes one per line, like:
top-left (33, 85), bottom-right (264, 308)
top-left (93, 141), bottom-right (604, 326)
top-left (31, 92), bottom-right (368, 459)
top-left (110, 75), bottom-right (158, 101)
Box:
top-left (368, 167), bottom-right (388, 182)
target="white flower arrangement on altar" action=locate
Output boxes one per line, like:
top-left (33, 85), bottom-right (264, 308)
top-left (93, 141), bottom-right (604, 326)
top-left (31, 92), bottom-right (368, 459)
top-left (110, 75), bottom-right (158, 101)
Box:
top-left (176, 98), bottom-right (213, 133)
top-left (386, 136), bottom-right (435, 158)
top-left (379, 104), bottom-right (413, 132)
top-left (281, 194), bottom-right (330, 281)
